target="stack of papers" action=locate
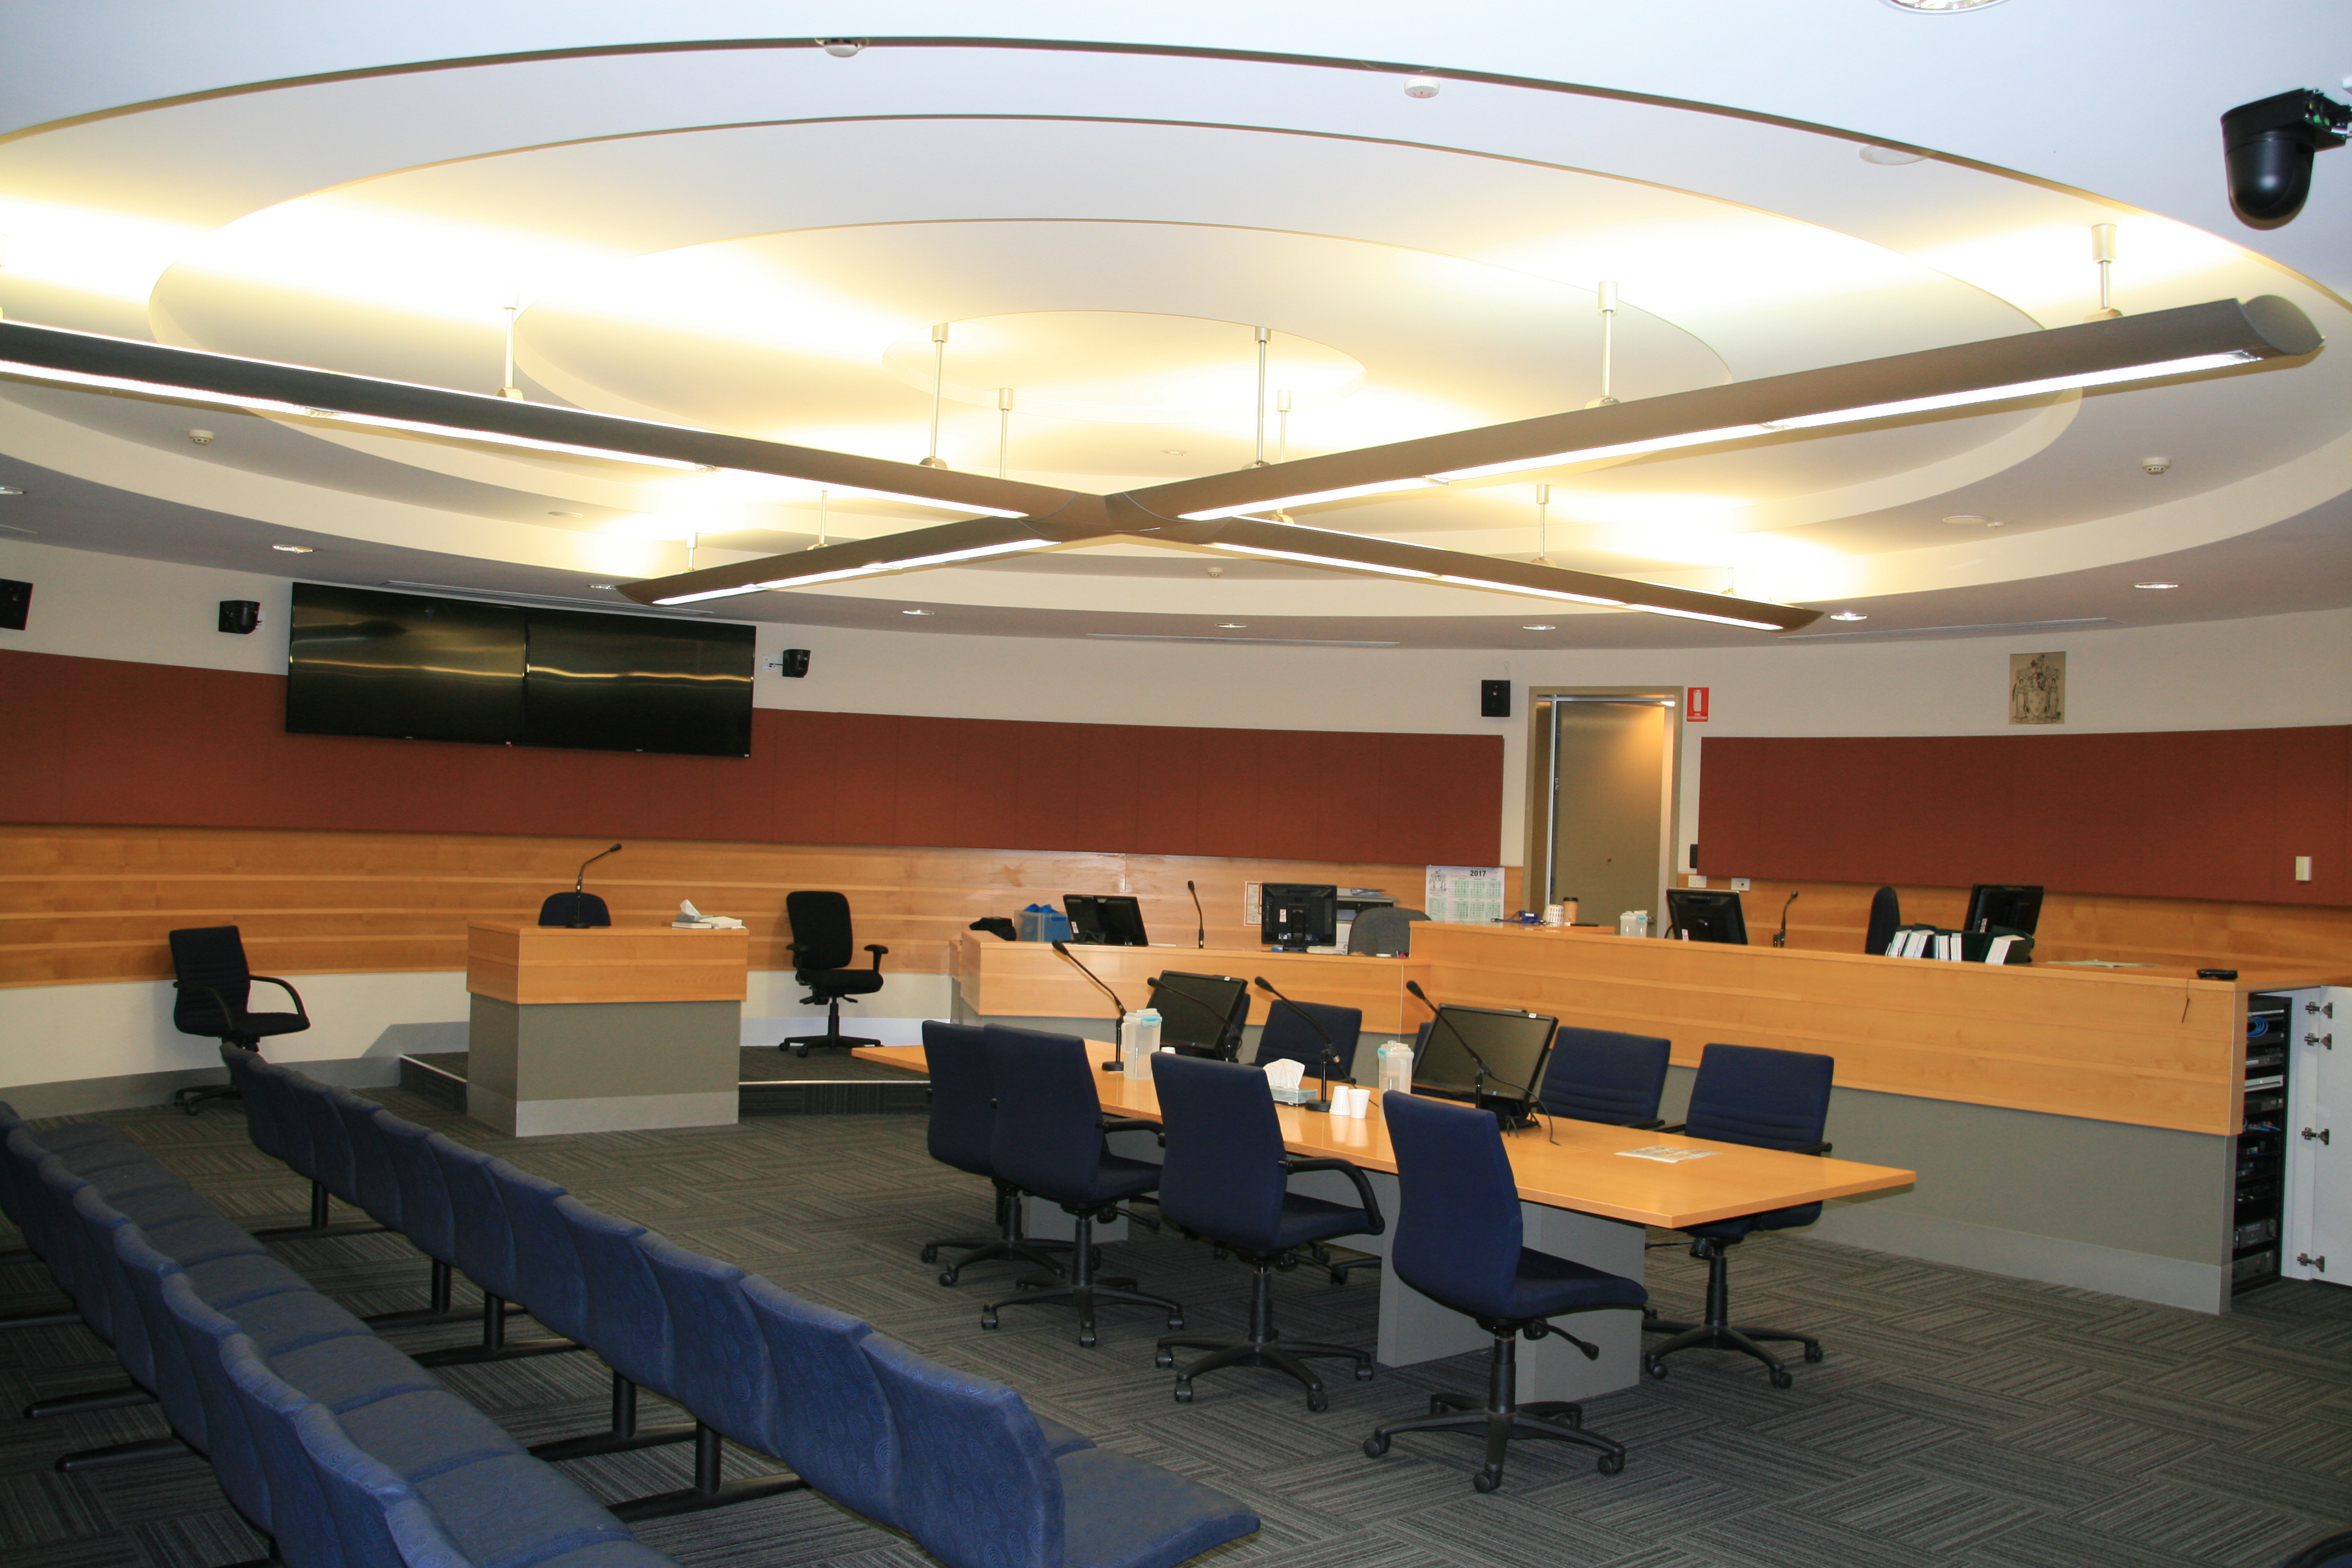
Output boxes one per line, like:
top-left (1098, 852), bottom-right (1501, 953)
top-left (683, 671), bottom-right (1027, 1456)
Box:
top-left (1615, 1145), bottom-right (1716, 1163)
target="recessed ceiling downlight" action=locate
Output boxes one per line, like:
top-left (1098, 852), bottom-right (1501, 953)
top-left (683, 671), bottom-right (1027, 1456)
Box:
top-left (1860, 146), bottom-right (1927, 165)
top-left (1881, 0), bottom-right (2008, 10)
top-left (1523, 624), bottom-right (1557, 631)
top-left (901, 608), bottom-right (933, 616)
top-left (272, 544), bottom-right (313, 553)
top-left (2134, 581), bottom-right (2181, 590)
top-left (1830, 612), bottom-right (1869, 622)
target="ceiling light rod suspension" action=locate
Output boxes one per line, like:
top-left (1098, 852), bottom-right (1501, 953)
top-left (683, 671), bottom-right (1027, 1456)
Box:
top-left (499, 284), bottom-right (523, 400)
top-left (997, 387), bottom-right (1013, 479)
top-left (812, 489), bottom-right (827, 550)
top-left (1253, 325), bottom-right (1271, 467)
top-left (2089, 224), bottom-right (2120, 321)
top-left (1532, 482), bottom-right (1554, 567)
top-left (921, 322), bottom-right (949, 469)
top-left (1272, 390), bottom-right (1293, 519)
top-left (1591, 283), bottom-right (1619, 407)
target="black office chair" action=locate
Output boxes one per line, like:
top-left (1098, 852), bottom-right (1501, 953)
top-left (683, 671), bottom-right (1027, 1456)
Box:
top-left (1363, 1091), bottom-right (1643, 1490)
top-left (1151, 1054), bottom-right (1383, 1410)
top-left (1864, 886), bottom-right (1901, 955)
top-left (1642, 1042), bottom-right (1835, 1388)
top-left (979, 1025), bottom-right (1183, 1348)
top-left (2275, 1529), bottom-right (2352, 1568)
top-left (1537, 1027), bottom-right (1671, 1128)
top-left (1347, 907), bottom-right (1428, 957)
top-left (780, 890), bottom-right (887, 1056)
top-left (536, 890), bottom-right (610, 926)
top-left (916, 1021), bottom-right (1073, 1286)
top-left (1253, 999), bottom-right (1363, 1083)
top-left (166, 926), bottom-right (310, 1114)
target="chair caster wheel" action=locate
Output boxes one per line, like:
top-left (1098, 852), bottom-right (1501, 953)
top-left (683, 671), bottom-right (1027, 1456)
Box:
top-left (1363, 1434), bottom-right (1390, 1458)
top-left (938, 1270), bottom-right (959, 1287)
top-left (1642, 1355), bottom-right (1667, 1380)
top-left (1354, 1363), bottom-right (1374, 1381)
top-left (980, 1313), bottom-right (999, 1331)
top-left (1429, 1396), bottom-right (1448, 1416)
top-left (1803, 1344), bottom-right (1824, 1364)
top-left (1166, 1315), bottom-right (1184, 1331)
top-left (1078, 1333), bottom-right (1097, 1350)
top-left (920, 1244), bottom-right (939, 1264)
top-left (1173, 1380), bottom-right (1193, 1403)
top-left (1155, 1351), bottom-right (1175, 1369)
top-left (1596, 1452), bottom-right (1625, 1476)
top-left (1474, 1468), bottom-right (1503, 1494)
top-left (1307, 1393), bottom-right (1327, 1414)
top-left (1769, 1368), bottom-right (1794, 1390)
top-left (1328, 1270), bottom-right (1348, 1287)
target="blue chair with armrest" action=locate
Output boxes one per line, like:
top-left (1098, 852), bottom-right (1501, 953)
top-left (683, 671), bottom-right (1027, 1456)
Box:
top-left (1536, 1027), bottom-right (1671, 1128)
top-left (1641, 1042), bottom-right (1835, 1387)
top-left (917, 1020), bottom-right (1073, 1286)
top-left (860, 1330), bottom-right (1260, 1568)
top-left (1363, 1091), bottom-right (1645, 1491)
top-left (980, 1025), bottom-right (1183, 1348)
top-left (1149, 1054), bottom-right (1383, 1411)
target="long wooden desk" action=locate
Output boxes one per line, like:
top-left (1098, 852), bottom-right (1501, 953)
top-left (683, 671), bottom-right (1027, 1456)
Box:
top-left (855, 1040), bottom-right (1915, 1396)
top-left (956, 933), bottom-right (1415, 1033)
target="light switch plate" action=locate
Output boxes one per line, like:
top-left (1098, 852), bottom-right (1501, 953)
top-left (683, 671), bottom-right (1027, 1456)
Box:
top-left (2295, 855), bottom-right (2313, 883)
top-left (1730, 877), bottom-right (1751, 892)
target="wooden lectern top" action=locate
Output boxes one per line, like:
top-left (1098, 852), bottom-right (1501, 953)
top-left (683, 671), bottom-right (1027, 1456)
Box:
top-left (466, 923), bottom-right (749, 1006)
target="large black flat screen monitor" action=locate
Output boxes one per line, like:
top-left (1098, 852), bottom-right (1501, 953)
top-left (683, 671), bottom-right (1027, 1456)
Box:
top-left (1261, 883), bottom-right (1338, 950)
top-left (287, 584), bottom-right (753, 757)
top-left (1065, 893), bottom-right (1148, 946)
top-left (1148, 971), bottom-right (1249, 1058)
top-left (1665, 887), bottom-right (1748, 945)
top-left (1411, 1005), bottom-right (1559, 1105)
top-left (1965, 884), bottom-right (2044, 935)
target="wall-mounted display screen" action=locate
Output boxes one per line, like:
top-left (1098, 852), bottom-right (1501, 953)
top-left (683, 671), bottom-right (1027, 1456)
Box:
top-left (286, 584), bottom-right (753, 757)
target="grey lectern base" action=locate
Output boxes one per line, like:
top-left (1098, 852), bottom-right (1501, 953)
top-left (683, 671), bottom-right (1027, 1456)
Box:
top-left (466, 996), bottom-right (740, 1137)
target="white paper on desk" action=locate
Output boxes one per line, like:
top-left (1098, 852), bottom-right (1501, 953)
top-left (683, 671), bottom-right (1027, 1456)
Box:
top-left (1261, 1060), bottom-right (1305, 1091)
top-left (1615, 1145), bottom-right (1716, 1163)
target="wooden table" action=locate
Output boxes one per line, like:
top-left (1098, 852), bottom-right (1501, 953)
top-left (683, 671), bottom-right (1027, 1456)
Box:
top-left (955, 933), bottom-right (1417, 1033)
top-left (854, 1040), bottom-right (1915, 1397)
top-left (465, 923), bottom-right (747, 1137)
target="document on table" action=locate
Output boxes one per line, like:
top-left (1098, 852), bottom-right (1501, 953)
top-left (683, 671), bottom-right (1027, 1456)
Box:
top-left (1616, 1145), bottom-right (1716, 1163)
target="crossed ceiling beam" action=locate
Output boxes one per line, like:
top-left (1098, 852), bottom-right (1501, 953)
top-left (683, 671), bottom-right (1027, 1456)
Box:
top-left (0, 295), bottom-right (2319, 636)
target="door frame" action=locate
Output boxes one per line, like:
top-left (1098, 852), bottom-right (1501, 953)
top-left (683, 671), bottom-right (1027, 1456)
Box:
top-left (1523, 687), bottom-right (1688, 918)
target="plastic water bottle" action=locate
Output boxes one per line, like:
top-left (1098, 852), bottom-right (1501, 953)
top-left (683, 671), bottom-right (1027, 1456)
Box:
top-left (1120, 1010), bottom-right (1161, 1073)
top-left (1376, 1040), bottom-right (1413, 1096)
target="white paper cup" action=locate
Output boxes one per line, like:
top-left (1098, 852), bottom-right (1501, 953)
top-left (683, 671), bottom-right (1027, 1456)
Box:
top-left (1347, 1086), bottom-right (1371, 1118)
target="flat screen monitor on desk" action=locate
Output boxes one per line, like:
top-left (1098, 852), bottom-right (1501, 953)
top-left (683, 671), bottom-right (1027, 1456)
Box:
top-left (1413, 1004), bottom-right (1559, 1122)
top-left (1147, 970), bottom-right (1249, 1059)
top-left (1665, 887), bottom-right (1748, 945)
top-left (1065, 893), bottom-right (1148, 946)
top-left (1967, 884), bottom-right (2044, 936)
top-left (1262, 883), bottom-right (1338, 950)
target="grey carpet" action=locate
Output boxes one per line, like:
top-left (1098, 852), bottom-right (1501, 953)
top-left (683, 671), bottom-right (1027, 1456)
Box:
top-left (1, 1093), bottom-right (2346, 1568)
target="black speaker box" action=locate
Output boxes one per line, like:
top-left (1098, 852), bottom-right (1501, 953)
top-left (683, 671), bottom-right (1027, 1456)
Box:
top-left (775, 647), bottom-right (811, 679)
top-left (0, 578), bottom-right (28, 632)
top-left (218, 599), bottom-right (261, 635)
top-left (1480, 679), bottom-right (1511, 718)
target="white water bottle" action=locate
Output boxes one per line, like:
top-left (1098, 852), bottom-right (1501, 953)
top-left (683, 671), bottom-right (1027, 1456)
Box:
top-left (1376, 1040), bottom-right (1413, 1095)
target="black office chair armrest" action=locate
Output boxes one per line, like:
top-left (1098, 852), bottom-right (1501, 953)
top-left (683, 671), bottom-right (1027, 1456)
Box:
top-left (173, 981), bottom-right (240, 1037)
top-left (1281, 1156), bottom-right (1386, 1235)
top-left (864, 943), bottom-right (888, 972)
top-left (1795, 1140), bottom-right (1832, 1157)
top-left (1099, 1117), bottom-right (1159, 1136)
top-left (1632, 1117), bottom-right (1665, 1131)
top-left (247, 975), bottom-right (310, 1023)
top-left (1659, 1122), bottom-right (1685, 1135)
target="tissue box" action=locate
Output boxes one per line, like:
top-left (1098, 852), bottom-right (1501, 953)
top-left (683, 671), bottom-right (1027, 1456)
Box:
top-left (1269, 1084), bottom-right (1322, 1105)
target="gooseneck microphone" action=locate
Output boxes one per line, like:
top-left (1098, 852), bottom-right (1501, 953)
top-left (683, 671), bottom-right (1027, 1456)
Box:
top-left (1253, 976), bottom-right (1338, 1113)
top-left (566, 843), bottom-right (623, 929)
top-left (1405, 979), bottom-right (1534, 1126)
top-left (1187, 879), bottom-right (1205, 949)
top-left (1052, 941), bottom-right (1131, 1070)
top-left (1772, 890), bottom-right (1800, 949)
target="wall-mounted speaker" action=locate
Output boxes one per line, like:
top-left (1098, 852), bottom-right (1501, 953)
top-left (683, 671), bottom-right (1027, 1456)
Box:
top-left (771, 647), bottom-right (811, 679)
top-left (1480, 679), bottom-right (1511, 718)
top-left (218, 599), bottom-right (261, 635)
top-left (0, 578), bottom-right (28, 632)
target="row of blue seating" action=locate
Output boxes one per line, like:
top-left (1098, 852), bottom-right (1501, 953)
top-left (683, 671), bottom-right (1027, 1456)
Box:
top-left (212, 1050), bottom-right (1264, 1568)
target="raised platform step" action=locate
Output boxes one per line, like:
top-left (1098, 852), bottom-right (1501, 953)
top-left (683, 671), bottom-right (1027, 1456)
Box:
top-left (396, 1049), bottom-right (929, 1117)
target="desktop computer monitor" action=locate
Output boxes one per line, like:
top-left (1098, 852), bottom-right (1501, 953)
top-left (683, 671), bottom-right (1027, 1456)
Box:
top-left (1261, 884), bottom-right (1338, 950)
top-left (1065, 893), bottom-right (1148, 946)
top-left (1411, 1005), bottom-right (1560, 1118)
top-left (1147, 971), bottom-right (1249, 1059)
top-left (1966, 884), bottom-right (2043, 935)
top-left (1665, 887), bottom-right (1748, 945)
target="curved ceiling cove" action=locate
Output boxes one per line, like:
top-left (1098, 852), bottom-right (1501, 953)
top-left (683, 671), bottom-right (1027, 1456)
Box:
top-left (0, 33), bottom-right (2340, 646)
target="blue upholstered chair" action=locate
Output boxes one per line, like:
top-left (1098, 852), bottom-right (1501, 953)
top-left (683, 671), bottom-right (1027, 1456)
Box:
top-left (1149, 1054), bottom-right (1383, 1410)
top-left (636, 1235), bottom-right (808, 1516)
top-left (918, 1020), bottom-right (1072, 1286)
top-left (981, 1025), bottom-right (1182, 1348)
top-left (376, 1112), bottom-right (526, 1357)
top-left (219, 1334), bottom-right (348, 1568)
top-left (1536, 1028), bottom-right (1671, 1128)
top-left (1642, 1042), bottom-right (1835, 1387)
top-left (491, 1157), bottom-right (694, 1463)
top-left (1363, 1092), bottom-right (1645, 1491)
top-left (1252, 999), bottom-right (1363, 1084)
top-left (736, 1277), bottom-right (903, 1526)
top-left (420, 1132), bottom-right (587, 1367)
top-left (861, 1329), bottom-right (1259, 1568)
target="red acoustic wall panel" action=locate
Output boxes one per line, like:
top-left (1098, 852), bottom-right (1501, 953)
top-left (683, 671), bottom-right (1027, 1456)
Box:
top-left (1699, 730), bottom-right (2351, 907)
top-left (0, 650), bottom-right (1501, 866)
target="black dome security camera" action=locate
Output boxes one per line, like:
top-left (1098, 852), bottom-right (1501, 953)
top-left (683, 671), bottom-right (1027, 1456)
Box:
top-left (2222, 88), bottom-right (2350, 227)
